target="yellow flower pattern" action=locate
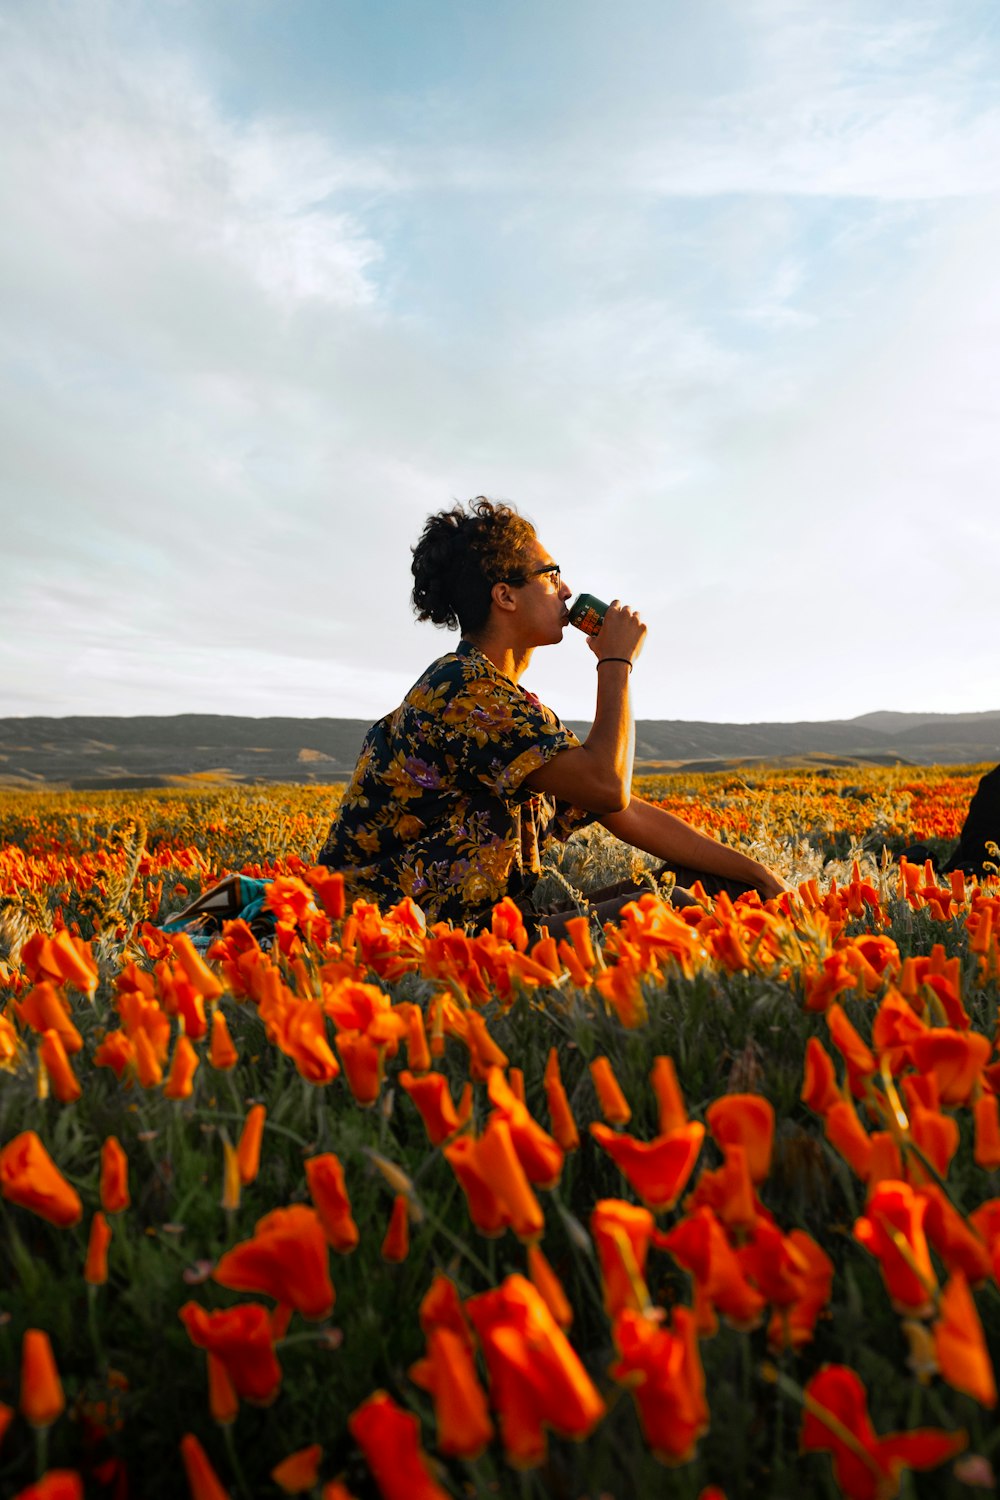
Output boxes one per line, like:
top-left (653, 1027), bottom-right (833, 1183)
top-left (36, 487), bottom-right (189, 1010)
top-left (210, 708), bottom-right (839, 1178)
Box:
top-left (319, 641), bottom-right (593, 926)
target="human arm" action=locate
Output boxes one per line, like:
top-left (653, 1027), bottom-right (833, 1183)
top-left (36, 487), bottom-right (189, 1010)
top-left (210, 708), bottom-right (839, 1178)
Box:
top-left (600, 796), bottom-right (787, 900)
top-left (522, 603), bottom-right (646, 815)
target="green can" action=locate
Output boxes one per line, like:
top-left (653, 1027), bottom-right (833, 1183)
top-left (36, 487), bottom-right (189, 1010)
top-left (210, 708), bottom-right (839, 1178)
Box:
top-left (568, 592), bottom-right (609, 637)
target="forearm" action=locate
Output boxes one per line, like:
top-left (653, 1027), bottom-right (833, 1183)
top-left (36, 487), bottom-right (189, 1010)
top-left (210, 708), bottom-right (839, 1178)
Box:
top-left (602, 797), bottom-right (771, 887)
top-left (522, 604), bottom-right (645, 814)
top-left (579, 660), bottom-right (635, 808)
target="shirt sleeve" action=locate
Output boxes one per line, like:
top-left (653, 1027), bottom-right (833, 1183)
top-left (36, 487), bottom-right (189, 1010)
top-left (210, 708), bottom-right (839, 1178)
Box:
top-left (440, 667), bottom-right (579, 800)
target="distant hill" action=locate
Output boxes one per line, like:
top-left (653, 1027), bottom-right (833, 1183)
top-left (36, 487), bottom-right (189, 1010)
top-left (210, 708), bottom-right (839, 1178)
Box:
top-left (0, 709), bottom-right (997, 789)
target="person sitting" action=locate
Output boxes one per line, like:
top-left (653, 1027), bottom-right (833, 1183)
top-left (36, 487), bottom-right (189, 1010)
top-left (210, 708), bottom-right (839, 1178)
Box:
top-left (902, 764), bottom-right (1000, 879)
top-left (318, 498), bottom-right (785, 936)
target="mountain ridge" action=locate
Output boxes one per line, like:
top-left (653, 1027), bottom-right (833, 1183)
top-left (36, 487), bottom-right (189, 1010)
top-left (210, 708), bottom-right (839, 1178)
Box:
top-left (1, 710), bottom-right (997, 788)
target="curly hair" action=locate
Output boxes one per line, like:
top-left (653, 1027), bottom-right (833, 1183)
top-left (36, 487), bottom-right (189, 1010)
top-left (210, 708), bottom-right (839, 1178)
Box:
top-left (410, 498), bottom-right (537, 636)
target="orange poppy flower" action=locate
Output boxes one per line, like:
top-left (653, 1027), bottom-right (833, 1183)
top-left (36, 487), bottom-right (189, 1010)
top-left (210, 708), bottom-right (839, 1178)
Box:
top-left (154, 961), bottom-right (208, 1042)
top-left (826, 1004), bottom-right (877, 1095)
top-left (410, 1325), bottom-right (494, 1458)
top-left (16, 982), bottom-right (83, 1054)
top-left (307, 867), bottom-right (346, 920)
top-left (335, 1032), bottom-right (384, 1107)
top-left (99, 1136), bottom-right (129, 1215)
top-left (685, 1142), bottom-right (758, 1234)
top-left (556, 937), bottom-right (591, 988)
top-left (761, 1229), bottom-right (835, 1353)
top-left (132, 1027), bottom-right (163, 1089)
top-left (705, 1094), bottom-right (774, 1184)
top-left (304, 1154), bottom-right (360, 1253)
top-left (854, 1181), bottom-right (936, 1313)
top-left (92, 1030), bottom-right (136, 1080)
top-left (271, 1444), bottom-right (324, 1494)
top-left (280, 1003), bottom-right (340, 1085)
top-left (486, 1067), bottom-right (564, 1188)
top-left (906, 1104), bottom-right (959, 1182)
top-left (0, 1131), bottom-right (82, 1227)
top-left (590, 1198), bottom-right (655, 1317)
top-left (589, 1057), bottom-right (631, 1125)
top-left (564, 915), bottom-right (596, 974)
top-left (179, 1433), bottom-right (230, 1500)
top-left (871, 989), bottom-right (928, 1073)
top-left (418, 1272), bottom-right (475, 1349)
top-left (650, 1055), bottom-right (687, 1134)
top-left (934, 1272), bottom-right (997, 1409)
top-left (381, 1194), bottom-right (410, 1263)
top-left (403, 1004), bottom-right (431, 1074)
top-left (595, 953), bottom-right (647, 1027)
top-left (490, 895), bottom-right (529, 951)
top-left (866, 1132), bottom-right (904, 1190)
top-left (660, 1207), bottom-right (766, 1334)
top-left (179, 1302), bottom-right (282, 1404)
top-left (348, 1390), bottom-right (450, 1500)
top-left (975, 1094), bottom-right (1000, 1170)
top-left (527, 1245), bottom-right (573, 1330)
top-left (208, 1010), bottom-right (238, 1071)
top-left (465, 1274), bottom-right (606, 1468)
top-left (801, 1364), bottom-right (966, 1500)
top-left (84, 1212), bottom-right (112, 1286)
top-left (214, 1205), bottom-right (334, 1320)
top-left (163, 1032), bottom-right (200, 1100)
top-left (474, 1118), bottom-right (545, 1242)
top-left (823, 1100), bottom-right (873, 1180)
top-left (801, 1037), bottom-right (842, 1116)
top-left (610, 1305), bottom-right (708, 1463)
top-left (20, 1329), bottom-right (65, 1428)
top-left (738, 1219), bottom-right (825, 1311)
top-left (443, 1135), bottom-right (511, 1237)
top-left (802, 952), bottom-right (857, 1013)
top-left (207, 1352), bottom-right (238, 1425)
top-left (543, 1048), bottom-right (580, 1153)
top-left (169, 932), bottom-right (224, 1001)
top-left (922, 1184), bottom-right (992, 1284)
top-left (0, 1400), bottom-right (13, 1447)
top-left (221, 1139), bottom-right (241, 1214)
top-left (22, 929), bottom-right (98, 994)
top-left (270, 1303), bottom-right (294, 1340)
top-left (910, 1028), bottom-right (991, 1107)
top-left (590, 1121), bottom-right (704, 1213)
top-left (398, 1070), bottom-right (460, 1146)
top-left (463, 1010), bottom-right (509, 1078)
top-left (39, 1030), bottom-right (81, 1104)
top-left (236, 1104), bottom-right (266, 1185)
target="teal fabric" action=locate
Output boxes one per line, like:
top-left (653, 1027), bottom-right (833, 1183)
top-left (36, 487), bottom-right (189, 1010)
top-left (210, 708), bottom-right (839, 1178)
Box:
top-left (161, 876), bottom-right (274, 951)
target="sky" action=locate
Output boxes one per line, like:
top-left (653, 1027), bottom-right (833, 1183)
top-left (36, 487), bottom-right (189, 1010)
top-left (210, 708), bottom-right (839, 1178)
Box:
top-left (2, 0), bottom-right (999, 727)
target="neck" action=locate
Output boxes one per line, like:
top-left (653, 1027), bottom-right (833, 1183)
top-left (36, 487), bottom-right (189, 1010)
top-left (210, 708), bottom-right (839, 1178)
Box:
top-left (465, 628), bottom-right (533, 684)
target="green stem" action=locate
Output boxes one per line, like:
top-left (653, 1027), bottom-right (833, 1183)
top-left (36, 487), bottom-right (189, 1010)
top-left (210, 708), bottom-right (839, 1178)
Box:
top-left (34, 1424), bottom-right (48, 1481)
top-left (197, 1109), bottom-right (311, 1149)
top-left (87, 1284), bottom-right (106, 1369)
top-left (221, 1419), bottom-right (253, 1500)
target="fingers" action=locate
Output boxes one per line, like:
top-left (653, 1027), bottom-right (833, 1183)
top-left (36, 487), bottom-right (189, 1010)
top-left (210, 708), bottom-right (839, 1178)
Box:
top-left (596, 600), bottom-right (647, 663)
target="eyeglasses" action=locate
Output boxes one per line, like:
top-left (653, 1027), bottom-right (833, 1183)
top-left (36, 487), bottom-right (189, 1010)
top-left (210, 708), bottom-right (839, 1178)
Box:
top-left (502, 563), bottom-right (561, 587)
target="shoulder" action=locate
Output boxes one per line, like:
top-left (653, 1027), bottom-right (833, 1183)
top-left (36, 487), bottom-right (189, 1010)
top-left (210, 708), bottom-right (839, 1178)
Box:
top-left (404, 648), bottom-right (470, 714)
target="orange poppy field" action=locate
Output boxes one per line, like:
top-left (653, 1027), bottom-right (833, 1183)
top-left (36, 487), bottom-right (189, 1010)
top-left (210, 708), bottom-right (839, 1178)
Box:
top-left (0, 763), bottom-right (998, 1500)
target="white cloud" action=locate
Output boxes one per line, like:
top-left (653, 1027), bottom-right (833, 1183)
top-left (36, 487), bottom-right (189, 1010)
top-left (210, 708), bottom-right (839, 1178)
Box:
top-left (2, 0), bottom-right (1000, 725)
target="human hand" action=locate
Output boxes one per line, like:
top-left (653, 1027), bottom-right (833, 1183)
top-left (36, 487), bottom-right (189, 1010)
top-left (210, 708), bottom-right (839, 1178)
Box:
top-left (588, 601), bottom-right (647, 666)
top-left (754, 865), bottom-right (788, 901)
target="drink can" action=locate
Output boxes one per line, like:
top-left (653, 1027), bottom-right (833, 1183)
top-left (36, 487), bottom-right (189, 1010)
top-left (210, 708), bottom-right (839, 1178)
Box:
top-left (568, 593), bottom-right (609, 636)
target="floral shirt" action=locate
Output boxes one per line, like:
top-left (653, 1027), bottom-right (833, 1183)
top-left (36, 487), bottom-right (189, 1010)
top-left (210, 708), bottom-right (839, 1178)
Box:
top-left (318, 640), bottom-right (594, 928)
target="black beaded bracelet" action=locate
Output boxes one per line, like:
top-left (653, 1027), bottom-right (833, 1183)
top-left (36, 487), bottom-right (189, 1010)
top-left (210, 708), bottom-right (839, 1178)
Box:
top-left (596, 657), bottom-right (632, 671)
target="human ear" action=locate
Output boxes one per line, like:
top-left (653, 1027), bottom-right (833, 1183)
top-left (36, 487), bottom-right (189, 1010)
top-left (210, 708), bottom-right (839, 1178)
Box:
top-left (490, 581), bottom-right (519, 614)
